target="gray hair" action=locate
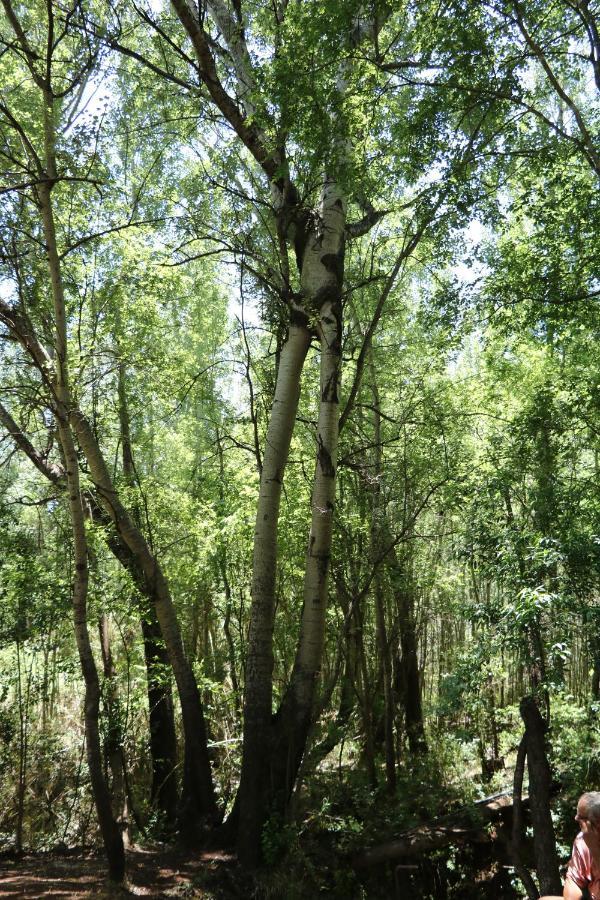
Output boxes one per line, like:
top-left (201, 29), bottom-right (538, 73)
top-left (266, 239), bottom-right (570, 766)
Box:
top-left (581, 792), bottom-right (600, 824)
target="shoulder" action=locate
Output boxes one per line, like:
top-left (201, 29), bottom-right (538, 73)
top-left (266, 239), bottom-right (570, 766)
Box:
top-left (567, 833), bottom-right (593, 887)
top-left (573, 834), bottom-right (589, 855)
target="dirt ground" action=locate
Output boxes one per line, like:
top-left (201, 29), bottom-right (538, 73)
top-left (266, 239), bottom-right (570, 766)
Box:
top-left (0, 847), bottom-right (239, 898)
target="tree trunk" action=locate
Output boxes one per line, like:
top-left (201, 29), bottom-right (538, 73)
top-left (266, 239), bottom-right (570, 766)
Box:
top-left (22, 139), bottom-right (214, 833)
top-left (99, 614), bottom-right (130, 846)
top-left (510, 735), bottom-right (540, 900)
top-left (140, 612), bottom-right (179, 826)
top-left (520, 696), bottom-right (561, 896)
top-left (237, 318), bottom-right (311, 865)
top-left (14, 640), bottom-right (29, 855)
top-left (38, 116), bottom-right (125, 879)
top-left (237, 174), bottom-right (345, 864)
top-left (388, 548), bottom-right (427, 755)
top-left (593, 655), bottom-right (600, 699)
top-left (355, 609), bottom-right (378, 789)
top-left (370, 375), bottom-right (396, 792)
top-left (310, 648), bottom-right (356, 764)
top-left (0, 397), bottom-right (179, 827)
top-left (267, 181), bottom-right (345, 825)
top-left (70, 409), bottom-right (217, 829)
top-left (116, 356), bottom-right (178, 829)
top-left (308, 577), bottom-right (358, 765)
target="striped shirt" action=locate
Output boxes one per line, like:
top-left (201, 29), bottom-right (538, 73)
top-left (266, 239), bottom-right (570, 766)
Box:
top-left (566, 833), bottom-right (600, 900)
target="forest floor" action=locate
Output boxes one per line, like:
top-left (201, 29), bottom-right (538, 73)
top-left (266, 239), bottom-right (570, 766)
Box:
top-left (0, 846), bottom-right (244, 898)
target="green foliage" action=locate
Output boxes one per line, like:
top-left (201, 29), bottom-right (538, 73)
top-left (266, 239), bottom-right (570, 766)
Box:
top-left (0, 0), bottom-right (599, 893)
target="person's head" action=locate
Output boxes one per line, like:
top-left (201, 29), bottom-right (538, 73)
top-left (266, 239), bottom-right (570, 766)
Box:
top-left (576, 792), bottom-right (600, 836)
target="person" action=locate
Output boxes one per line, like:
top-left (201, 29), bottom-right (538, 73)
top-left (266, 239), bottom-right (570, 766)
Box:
top-left (541, 791), bottom-right (600, 900)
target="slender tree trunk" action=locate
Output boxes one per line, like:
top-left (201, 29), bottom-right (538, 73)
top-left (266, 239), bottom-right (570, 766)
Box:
top-left (14, 640), bottom-right (28, 855)
top-left (266, 182), bottom-right (346, 827)
top-left (510, 735), bottom-right (540, 900)
top-left (503, 488), bottom-right (550, 715)
top-left (99, 614), bottom-right (130, 846)
top-left (140, 613), bottom-right (178, 825)
top-left (0, 396), bottom-right (181, 831)
top-left (38, 109), bottom-right (125, 879)
top-left (310, 582), bottom-right (357, 763)
top-left (117, 356), bottom-right (178, 828)
top-left (215, 430), bottom-right (241, 711)
top-left (70, 409), bottom-right (217, 829)
top-left (370, 374), bottom-right (396, 791)
top-left (272, 297), bottom-right (341, 765)
top-left (388, 548), bottom-right (427, 754)
top-left (355, 611), bottom-right (378, 789)
top-left (520, 696), bottom-right (561, 896)
top-left (0, 398), bottom-right (178, 823)
top-left (237, 318), bottom-right (311, 864)
top-left (593, 655), bottom-right (600, 699)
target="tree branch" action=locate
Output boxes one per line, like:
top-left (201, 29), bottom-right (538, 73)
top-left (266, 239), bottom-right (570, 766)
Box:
top-left (170, 0), bottom-right (281, 185)
top-left (0, 400), bottom-right (64, 484)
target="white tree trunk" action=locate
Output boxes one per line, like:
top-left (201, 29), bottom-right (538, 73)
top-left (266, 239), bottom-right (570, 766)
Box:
top-left (237, 319), bottom-right (311, 863)
top-left (265, 179), bottom-right (346, 816)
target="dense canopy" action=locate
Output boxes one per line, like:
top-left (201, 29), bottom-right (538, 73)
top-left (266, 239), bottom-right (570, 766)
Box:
top-left (0, 0), bottom-right (599, 896)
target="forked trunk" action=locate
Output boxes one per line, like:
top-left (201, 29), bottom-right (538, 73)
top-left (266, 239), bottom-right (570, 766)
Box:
top-left (238, 179), bottom-right (345, 864)
top-left (237, 318), bottom-right (311, 864)
top-left (269, 276), bottom-right (343, 814)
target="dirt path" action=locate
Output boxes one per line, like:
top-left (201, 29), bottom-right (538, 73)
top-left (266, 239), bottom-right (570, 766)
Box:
top-left (0, 847), bottom-right (239, 898)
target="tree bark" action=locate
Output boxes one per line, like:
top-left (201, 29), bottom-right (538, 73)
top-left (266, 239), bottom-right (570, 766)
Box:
top-left (38, 106), bottom-right (125, 879)
top-left (140, 612), bottom-right (179, 826)
top-left (510, 735), bottom-right (540, 900)
top-left (520, 696), bottom-right (561, 896)
top-left (388, 547), bottom-right (427, 755)
top-left (266, 181), bottom-right (346, 830)
top-left (70, 409), bottom-right (218, 829)
top-left (370, 374), bottom-right (396, 792)
top-left (237, 318), bottom-right (311, 865)
top-left (116, 356), bottom-right (178, 829)
top-left (99, 614), bottom-right (130, 846)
